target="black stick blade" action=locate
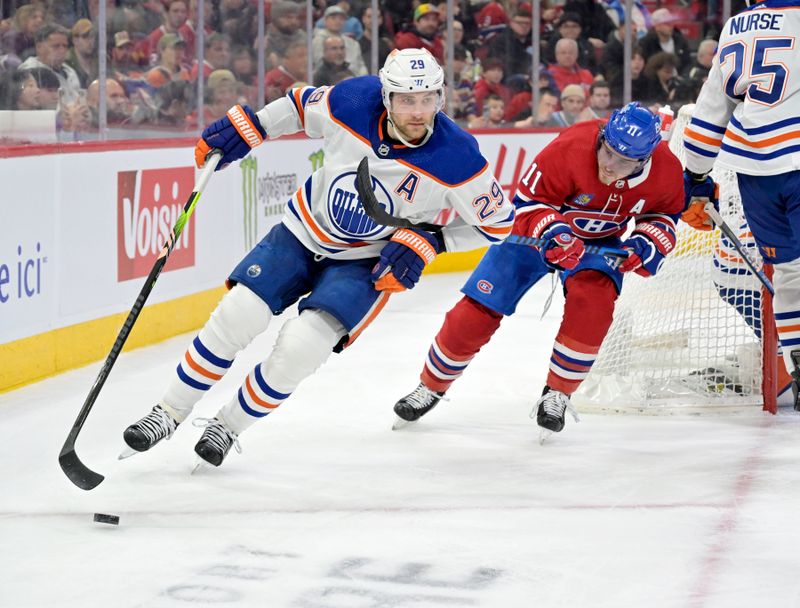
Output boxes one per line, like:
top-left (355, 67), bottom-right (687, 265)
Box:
top-left (59, 447), bottom-right (104, 491)
top-left (355, 157), bottom-right (439, 231)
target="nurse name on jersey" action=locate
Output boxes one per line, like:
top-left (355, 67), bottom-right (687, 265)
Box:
top-left (729, 11), bottom-right (784, 34)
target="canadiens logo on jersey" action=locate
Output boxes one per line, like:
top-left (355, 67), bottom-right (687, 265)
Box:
top-left (327, 172), bottom-right (393, 237)
top-left (573, 193), bottom-right (594, 206)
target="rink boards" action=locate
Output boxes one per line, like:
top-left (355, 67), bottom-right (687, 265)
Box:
top-left (0, 129), bottom-right (558, 391)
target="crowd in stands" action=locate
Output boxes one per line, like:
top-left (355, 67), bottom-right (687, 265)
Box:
top-left (0, 0), bottom-right (735, 140)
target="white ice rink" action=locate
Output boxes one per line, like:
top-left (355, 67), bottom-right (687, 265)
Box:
top-left (2, 272), bottom-right (799, 608)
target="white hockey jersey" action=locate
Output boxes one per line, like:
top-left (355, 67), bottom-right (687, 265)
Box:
top-left (684, 0), bottom-right (800, 176)
top-left (254, 76), bottom-right (515, 259)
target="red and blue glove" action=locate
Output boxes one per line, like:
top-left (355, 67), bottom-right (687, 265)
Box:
top-left (195, 104), bottom-right (266, 171)
top-left (619, 234), bottom-right (666, 276)
top-left (681, 169), bottom-right (719, 231)
top-left (539, 222), bottom-right (585, 271)
top-left (372, 228), bottom-right (443, 293)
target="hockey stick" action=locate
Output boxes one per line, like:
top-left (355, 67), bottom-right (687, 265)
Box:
top-left (355, 157), bottom-right (629, 260)
top-left (58, 151), bottom-right (223, 491)
top-left (704, 202), bottom-right (774, 296)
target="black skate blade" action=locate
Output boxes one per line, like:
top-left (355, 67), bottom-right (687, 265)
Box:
top-left (392, 416), bottom-right (418, 431)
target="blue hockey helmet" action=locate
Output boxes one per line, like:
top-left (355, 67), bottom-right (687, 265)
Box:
top-left (602, 102), bottom-right (662, 161)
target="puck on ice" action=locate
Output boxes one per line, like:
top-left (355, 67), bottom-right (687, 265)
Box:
top-left (93, 513), bottom-right (120, 525)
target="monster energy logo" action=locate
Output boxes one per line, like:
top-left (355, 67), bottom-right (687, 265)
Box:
top-left (241, 156), bottom-right (258, 250)
top-left (309, 149), bottom-right (324, 172)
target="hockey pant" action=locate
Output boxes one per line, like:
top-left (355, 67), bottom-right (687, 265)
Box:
top-left (160, 283), bottom-right (346, 435)
top-left (421, 270), bottom-right (618, 396)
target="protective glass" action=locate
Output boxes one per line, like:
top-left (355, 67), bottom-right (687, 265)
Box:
top-left (389, 91), bottom-right (443, 115)
top-left (598, 141), bottom-right (645, 174)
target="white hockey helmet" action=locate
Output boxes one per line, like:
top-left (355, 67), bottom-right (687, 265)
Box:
top-left (379, 48), bottom-right (445, 114)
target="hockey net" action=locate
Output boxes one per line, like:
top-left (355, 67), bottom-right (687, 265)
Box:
top-left (572, 104), bottom-right (776, 414)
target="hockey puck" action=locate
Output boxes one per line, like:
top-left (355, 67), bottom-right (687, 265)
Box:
top-left (93, 513), bottom-right (120, 525)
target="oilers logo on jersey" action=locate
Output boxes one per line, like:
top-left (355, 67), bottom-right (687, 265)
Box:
top-left (327, 172), bottom-right (393, 238)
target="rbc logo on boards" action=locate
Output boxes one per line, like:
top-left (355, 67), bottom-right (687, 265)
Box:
top-left (327, 172), bottom-right (392, 238)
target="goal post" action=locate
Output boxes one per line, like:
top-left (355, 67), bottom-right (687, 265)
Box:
top-left (571, 104), bottom-right (777, 415)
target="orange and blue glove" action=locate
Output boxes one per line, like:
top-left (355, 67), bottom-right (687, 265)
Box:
top-left (681, 169), bottom-right (719, 231)
top-left (372, 228), bottom-right (443, 293)
top-left (194, 104), bottom-right (266, 171)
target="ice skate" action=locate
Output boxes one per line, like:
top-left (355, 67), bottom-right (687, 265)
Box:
top-left (791, 350), bottom-right (800, 412)
top-left (192, 417), bottom-right (241, 467)
top-left (532, 387), bottom-right (580, 445)
top-left (121, 405), bottom-right (179, 458)
top-left (392, 382), bottom-right (445, 430)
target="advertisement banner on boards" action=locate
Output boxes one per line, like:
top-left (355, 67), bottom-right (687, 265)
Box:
top-left (0, 129), bottom-right (556, 346)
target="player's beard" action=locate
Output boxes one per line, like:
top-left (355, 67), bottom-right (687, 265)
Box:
top-left (388, 112), bottom-right (434, 144)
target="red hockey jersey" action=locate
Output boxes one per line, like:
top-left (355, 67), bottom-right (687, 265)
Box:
top-left (514, 120), bottom-right (684, 246)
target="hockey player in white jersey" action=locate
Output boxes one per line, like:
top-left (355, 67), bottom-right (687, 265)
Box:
top-left (121, 48), bottom-right (515, 467)
top-left (682, 0), bottom-right (800, 409)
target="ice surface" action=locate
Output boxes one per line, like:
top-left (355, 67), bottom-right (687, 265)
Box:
top-left (2, 272), bottom-right (799, 608)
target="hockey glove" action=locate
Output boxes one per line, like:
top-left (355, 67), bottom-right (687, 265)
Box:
top-left (681, 169), bottom-right (719, 231)
top-left (539, 223), bottom-right (585, 271)
top-left (195, 104), bottom-right (266, 171)
top-left (372, 228), bottom-right (443, 293)
top-left (619, 234), bottom-right (667, 277)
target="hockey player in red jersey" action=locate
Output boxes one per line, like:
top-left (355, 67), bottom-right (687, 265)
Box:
top-left (392, 102), bottom-right (685, 439)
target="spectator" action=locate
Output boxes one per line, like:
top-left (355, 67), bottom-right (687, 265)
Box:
top-left (600, 20), bottom-right (638, 85)
top-left (610, 45), bottom-right (648, 107)
top-left (151, 79), bottom-right (193, 127)
top-left (265, 1), bottom-right (305, 67)
top-left (219, 0), bottom-right (257, 43)
top-left (639, 8), bottom-right (691, 74)
top-left (544, 12), bottom-right (598, 74)
top-left (144, 34), bottom-right (190, 89)
top-left (230, 46), bottom-right (257, 102)
top-left (315, 0), bottom-right (363, 39)
top-left (473, 56), bottom-right (510, 117)
top-left (140, 0), bottom-right (189, 64)
top-left (19, 24), bottom-right (82, 104)
top-left (358, 4), bottom-right (393, 72)
top-left (447, 44), bottom-right (477, 124)
top-left (27, 65), bottom-right (61, 110)
top-left (485, 6), bottom-right (532, 79)
top-left (685, 38), bottom-right (716, 97)
top-left (642, 51), bottom-right (691, 107)
top-left (87, 78), bottom-right (132, 126)
top-left (548, 38), bottom-right (593, 96)
top-left (187, 68), bottom-right (240, 126)
top-left (1, 4), bottom-right (45, 63)
top-left (602, 0), bottom-right (652, 33)
top-left (563, 0), bottom-right (617, 47)
top-left (312, 6), bottom-right (367, 76)
top-left (265, 40), bottom-right (307, 102)
top-left (513, 87), bottom-right (560, 127)
top-left (472, 0), bottom-right (508, 46)
top-left (66, 19), bottom-right (97, 88)
top-left (109, 0), bottom-right (164, 38)
top-left (394, 3), bottom-right (443, 63)
top-left (313, 35), bottom-right (354, 86)
top-left (178, 0), bottom-right (214, 66)
top-left (0, 69), bottom-right (40, 109)
top-left (581, 80), bottom-right (611, 119)
top-left (546, 83), bottom-right (586, 126)
top-left (191, 33), bottom-right (232, 82)
top-left (469, 93), bottom-right (509, 128)
top-left (110, 31), bottom-right (145, 81)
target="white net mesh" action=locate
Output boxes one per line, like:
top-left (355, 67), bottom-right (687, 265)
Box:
top-left (572, 104), bottom-right (767, 413)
